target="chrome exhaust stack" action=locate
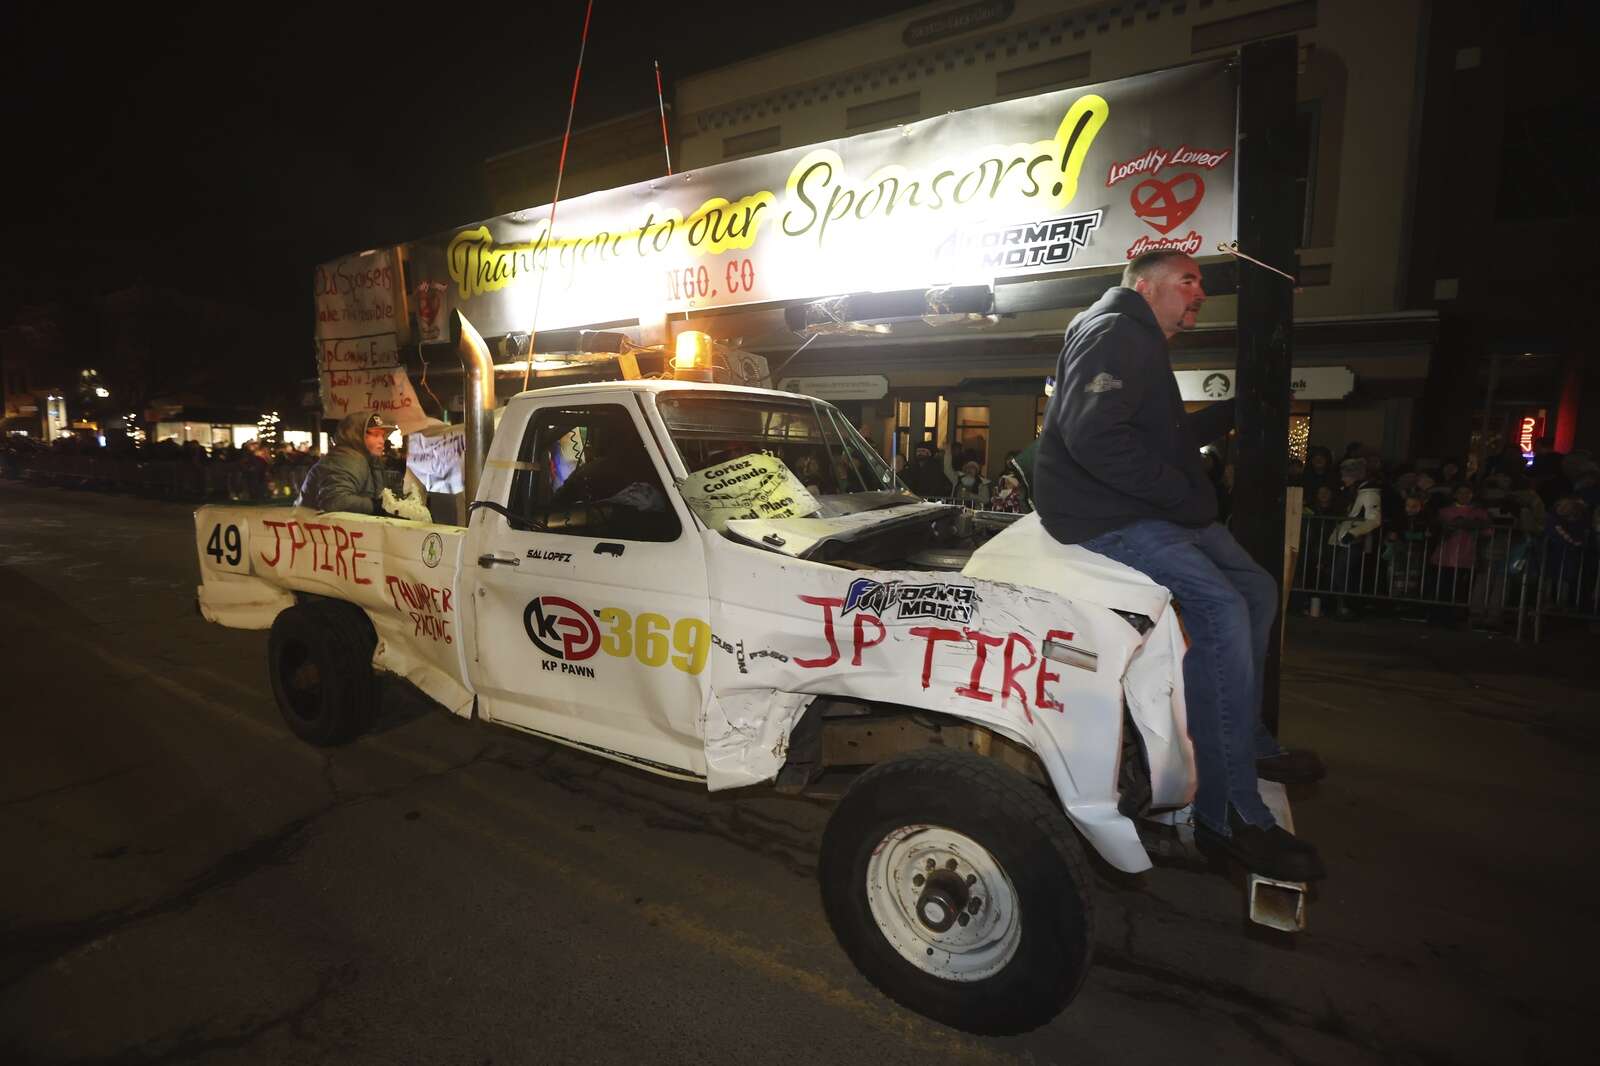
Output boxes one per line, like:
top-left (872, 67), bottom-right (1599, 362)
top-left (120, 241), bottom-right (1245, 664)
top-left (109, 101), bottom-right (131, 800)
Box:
top-left (1249, 780), bottom-right (1308, 932)
top-left (1135, 780), bottom-right (1309, 933)
top-left (451, 310), bottom-right (496, 507)
top-left (1248, 873), bottom-right (1308, 932)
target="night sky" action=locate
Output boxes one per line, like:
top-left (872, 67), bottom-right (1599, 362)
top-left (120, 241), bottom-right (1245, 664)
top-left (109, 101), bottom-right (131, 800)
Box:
top-left (1, 1), bottom-right (928, 377)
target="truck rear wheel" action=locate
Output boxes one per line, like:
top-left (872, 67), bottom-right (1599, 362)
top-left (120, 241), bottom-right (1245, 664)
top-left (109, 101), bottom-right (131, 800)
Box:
top-left (819, 749), bottom-right (1093, 1035)
top-left (267, 602), bottom-right (376, 746)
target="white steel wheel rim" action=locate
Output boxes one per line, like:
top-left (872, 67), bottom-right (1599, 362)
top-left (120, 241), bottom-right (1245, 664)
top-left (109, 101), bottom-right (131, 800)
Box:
top-left (864, 823), bottom-right (1021, 981)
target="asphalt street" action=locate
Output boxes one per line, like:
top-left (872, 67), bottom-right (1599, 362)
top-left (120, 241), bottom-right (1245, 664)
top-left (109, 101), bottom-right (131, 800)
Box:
top-left (0, 480), bottom-right (1589, 1065)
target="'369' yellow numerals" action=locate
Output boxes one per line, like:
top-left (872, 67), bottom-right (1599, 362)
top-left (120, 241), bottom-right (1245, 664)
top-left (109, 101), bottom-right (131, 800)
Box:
top-left (597, 608), bottom-right (711, 675)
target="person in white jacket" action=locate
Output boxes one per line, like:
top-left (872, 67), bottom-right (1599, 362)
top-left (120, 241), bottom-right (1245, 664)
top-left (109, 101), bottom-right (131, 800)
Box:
top-left (1328, 457), bottom-right (1383, 618)
top-left (952, 459), bottom-right (992, 508)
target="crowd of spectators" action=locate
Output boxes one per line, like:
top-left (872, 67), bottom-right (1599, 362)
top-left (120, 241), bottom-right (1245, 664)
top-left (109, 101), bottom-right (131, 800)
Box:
top-left (0, 431), bottom-right (332, 502)
top-left (872, 427), bottom-right (1598, 625)
top-left (892, 441), bottom-right (1030, 512)
top-left (1290, 434), bottom-right (1600, 624)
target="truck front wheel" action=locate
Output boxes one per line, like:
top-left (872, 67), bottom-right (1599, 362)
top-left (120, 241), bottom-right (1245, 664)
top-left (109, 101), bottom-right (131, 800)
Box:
top-left (267, 602), bottom-right (376, 746)
top-left (819, 749), bottom-right (1093, 1035)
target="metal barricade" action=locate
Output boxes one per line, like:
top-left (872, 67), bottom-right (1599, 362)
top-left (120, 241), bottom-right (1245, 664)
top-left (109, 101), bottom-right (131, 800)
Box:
top-left (1290, 513), bottom-right (1537, 638)
top-left (1530, 538), bottom-right (1600, 641)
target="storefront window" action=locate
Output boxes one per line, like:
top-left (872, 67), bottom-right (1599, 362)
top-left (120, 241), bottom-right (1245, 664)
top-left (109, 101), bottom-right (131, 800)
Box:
top-left (894, 399), bottom-right (912, 463)
top-left (1288, 413), bottom-right (1310, 462)
top-left (954, 405), bottom-right (990, 468)
top-left (920, 399), bottom-right (949, 449)
top-left (892, 395), bottom-right (952, 459)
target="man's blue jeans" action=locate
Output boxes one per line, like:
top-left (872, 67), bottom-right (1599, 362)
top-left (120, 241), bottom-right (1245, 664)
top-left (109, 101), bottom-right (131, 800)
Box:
top-left (1081, 520), bottom-right (1284, 834)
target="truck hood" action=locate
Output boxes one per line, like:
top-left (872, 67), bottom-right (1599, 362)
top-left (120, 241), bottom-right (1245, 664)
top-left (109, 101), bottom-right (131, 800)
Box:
top-left (964, 513), bottom-right (1172, 621)
top-left (723, 505), bottom-right (1171, 620)
top-left (723, 501), bottom-right (959, 559)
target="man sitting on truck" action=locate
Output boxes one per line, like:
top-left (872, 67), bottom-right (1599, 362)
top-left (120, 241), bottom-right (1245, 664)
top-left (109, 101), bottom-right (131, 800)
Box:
top-left (1033, 250), bottom-right (1326, 883)
top-left (297, 410), bottom-right (426, 519)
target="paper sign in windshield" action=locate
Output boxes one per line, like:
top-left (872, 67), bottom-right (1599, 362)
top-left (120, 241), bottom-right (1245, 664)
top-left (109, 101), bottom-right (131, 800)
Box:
top-left (679, 454), bottom-right (820, 530)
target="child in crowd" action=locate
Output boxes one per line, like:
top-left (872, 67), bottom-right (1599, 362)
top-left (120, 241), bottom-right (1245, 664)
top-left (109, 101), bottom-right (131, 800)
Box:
top-left (1301, 485), bottom-right (1343, 594)
top-left (1429, 482), bottom-right (1492, 624)
top-left (1544, 496), bottom-right (1591, 609)
top-left (1383, 492), bottom-right (1432, 608)
top-left (1415, 471), bottom-right (1451, 513)
top-left (990, 473), bottom-right (1024, 513)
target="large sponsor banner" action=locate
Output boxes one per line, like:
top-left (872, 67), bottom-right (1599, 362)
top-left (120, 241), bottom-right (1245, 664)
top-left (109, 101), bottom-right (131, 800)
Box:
top-left (390, 61), bottom-right (1236, 337)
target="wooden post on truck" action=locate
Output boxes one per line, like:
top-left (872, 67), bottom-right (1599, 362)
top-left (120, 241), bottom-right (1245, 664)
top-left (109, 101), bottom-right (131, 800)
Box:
top-left (1231, 36), bottom-right (1299, 735)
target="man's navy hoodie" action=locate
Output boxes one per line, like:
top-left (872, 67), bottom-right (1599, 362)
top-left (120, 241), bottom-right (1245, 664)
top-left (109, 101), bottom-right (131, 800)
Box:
top-left (1033, 286), bottom-right (1234, 545)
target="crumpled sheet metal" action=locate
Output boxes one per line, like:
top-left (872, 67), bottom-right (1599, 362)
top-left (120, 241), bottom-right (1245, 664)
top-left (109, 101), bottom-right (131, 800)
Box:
top-left (702, 688), bottom-right (814, 790)
top-left (194, 505), bottom-right (473, 717)
top-left (1123, 608), bottom-right (1195, 809)
top-left (699, 530), bottom-right (1159, 873)
top-left (969, 511), bottom-right (1196, 809)
top-left (196, 571), bottom-right (295, 629)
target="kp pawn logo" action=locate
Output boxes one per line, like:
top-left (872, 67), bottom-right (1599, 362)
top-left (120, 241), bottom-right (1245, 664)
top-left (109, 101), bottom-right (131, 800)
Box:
top-left (523, 596), bottom-right (600, 661)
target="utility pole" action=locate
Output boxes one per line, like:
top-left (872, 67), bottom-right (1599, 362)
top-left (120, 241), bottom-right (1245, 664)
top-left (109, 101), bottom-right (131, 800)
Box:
top-left (1231, 36), bottom-right (1299, 734)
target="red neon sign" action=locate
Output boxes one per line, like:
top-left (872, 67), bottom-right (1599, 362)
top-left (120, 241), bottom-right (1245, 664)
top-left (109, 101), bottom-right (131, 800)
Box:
top-left (1519, 416), bottom-right (1537, 455)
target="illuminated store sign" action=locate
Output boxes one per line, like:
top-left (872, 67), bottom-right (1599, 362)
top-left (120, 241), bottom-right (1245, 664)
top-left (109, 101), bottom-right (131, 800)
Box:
top-left (1175, 366), bottom-right (1356, 403)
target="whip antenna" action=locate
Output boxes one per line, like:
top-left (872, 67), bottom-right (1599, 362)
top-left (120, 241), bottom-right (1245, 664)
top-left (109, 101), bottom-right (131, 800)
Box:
top-left (525, 0), bottom-right (595, 392)
top-left (654, 60), bottom-right (674, 176)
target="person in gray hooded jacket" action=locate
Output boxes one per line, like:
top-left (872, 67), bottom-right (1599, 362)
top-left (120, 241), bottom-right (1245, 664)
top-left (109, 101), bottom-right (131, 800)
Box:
top-left (297, 411), bottom-right (396, 514)
top-left (1034, 250), bottom-right (1326, 884)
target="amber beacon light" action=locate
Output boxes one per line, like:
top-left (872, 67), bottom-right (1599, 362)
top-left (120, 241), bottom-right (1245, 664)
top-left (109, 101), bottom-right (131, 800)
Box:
top-left (672, 331), bottom-right (717, 382)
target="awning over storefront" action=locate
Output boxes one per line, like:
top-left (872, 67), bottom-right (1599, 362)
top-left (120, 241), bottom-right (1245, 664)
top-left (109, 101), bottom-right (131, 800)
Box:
top-left (0, 415), bottom-right (42, 434)
top-left (770, 310), bottom-right (1439, 393)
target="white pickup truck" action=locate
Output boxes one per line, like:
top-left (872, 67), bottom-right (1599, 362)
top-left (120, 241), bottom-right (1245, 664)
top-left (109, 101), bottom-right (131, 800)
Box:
top-left (195, 370), bottom-right (1300, 1034)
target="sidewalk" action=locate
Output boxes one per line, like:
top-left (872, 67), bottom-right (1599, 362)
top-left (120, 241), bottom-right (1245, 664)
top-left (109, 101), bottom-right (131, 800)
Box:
top-left (1282, 611), bottom-right (1600, 747)
top-left (1289, 607), bottom-right (1600, 678)
top-left (1283, 610), bottom-right (1600, 771)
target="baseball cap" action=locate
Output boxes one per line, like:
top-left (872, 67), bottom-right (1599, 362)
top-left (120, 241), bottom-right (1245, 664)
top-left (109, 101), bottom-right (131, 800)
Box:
top-left (365, 413), bottom-right (399, 432)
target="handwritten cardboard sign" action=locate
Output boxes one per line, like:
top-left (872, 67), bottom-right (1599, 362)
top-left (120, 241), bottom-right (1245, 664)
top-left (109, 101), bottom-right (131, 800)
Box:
top-left (406, 423), bottom-right (467, 493)
top-left (678, 453), bottom-right (820, 531)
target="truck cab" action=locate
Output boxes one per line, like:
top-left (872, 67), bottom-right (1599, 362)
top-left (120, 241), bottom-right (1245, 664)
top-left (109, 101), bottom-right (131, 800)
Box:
top-left (463, 378), bottom-right (967, 780)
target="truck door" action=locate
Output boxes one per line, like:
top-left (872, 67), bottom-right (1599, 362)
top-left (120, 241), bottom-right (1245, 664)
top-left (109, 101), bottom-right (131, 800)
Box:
top-left (462, 398), bottom-right (710, 777)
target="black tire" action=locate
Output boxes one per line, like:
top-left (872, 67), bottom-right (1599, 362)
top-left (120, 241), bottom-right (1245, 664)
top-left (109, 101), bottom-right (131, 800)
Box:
top-left (819, 749), bottom-right (1094, 1035)
top-left (267, 601), bottom-right (376, 745)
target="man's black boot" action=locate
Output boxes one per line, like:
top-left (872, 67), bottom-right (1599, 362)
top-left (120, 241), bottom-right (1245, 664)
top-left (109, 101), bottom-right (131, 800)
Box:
top-left (1195, 809), bottom-right (1327, 882)
top-left (1256, 748), bottom-right (1326, 784)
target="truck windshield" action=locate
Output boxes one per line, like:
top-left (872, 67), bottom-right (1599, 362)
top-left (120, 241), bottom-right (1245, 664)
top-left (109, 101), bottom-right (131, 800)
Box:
top-left (656, 393), bottom-right (900, 501)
